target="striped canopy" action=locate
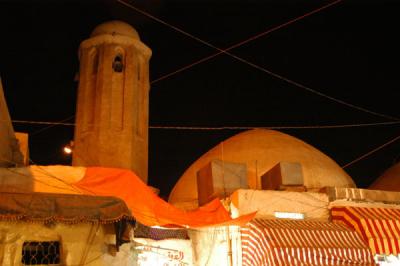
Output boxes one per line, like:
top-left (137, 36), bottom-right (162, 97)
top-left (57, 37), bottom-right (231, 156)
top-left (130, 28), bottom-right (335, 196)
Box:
top-left (332, 206), bottom-right (400, 256)
top-left (241, 219), bottom-right (375, 266)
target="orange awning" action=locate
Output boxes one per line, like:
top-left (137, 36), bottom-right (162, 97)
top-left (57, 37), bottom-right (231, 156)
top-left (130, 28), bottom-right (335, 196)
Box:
top-left (332, 206), bottom-right (400, 255)
top-left (73, 167), bottom-right (255, 228)
top-left (241, 219), bottom-right (375, 266)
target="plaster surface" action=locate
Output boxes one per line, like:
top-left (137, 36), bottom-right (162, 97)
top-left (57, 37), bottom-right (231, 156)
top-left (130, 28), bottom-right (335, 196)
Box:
top-left (72, 21), bottom-right (151, 183)
top-left (169, 129), bottom-right (355, 209)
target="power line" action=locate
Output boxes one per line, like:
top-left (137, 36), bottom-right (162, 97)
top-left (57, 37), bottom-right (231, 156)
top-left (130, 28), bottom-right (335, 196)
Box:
top-left (12, 119), bottom-right (75, 126)
top-left (118, 0), bottom-right (400, 122)
top-left (120, 0), bottom-right (343, 84)
top-left (11, 119), bottom-right (400, 130)
top-left (30, 115), bottom-right (75, 136)
top-left (119, 0), bottom-right (343, 82)
top-left (342, 134), bottom-right (400, 169)
top-left (149, 122), bottom-right (400, 130)
top-left (1, 161), bottom-right (80, 193)
top-left (10, 1), bottom-right (398, 136)
top-left (219, 55), bottom-right (400, 122)
top-left (29, 159), bottom-right (83, 193)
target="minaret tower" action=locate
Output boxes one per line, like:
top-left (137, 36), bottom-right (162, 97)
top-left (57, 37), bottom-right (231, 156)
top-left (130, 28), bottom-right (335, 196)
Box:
top-left (0, 78), bottom-right (24, 167)
top-left (72, 21), bottom-right (152, 183)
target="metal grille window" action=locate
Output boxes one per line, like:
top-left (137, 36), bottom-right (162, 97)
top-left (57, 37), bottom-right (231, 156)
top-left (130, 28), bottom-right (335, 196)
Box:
top-left (22, 241), bottom-right (60, 265)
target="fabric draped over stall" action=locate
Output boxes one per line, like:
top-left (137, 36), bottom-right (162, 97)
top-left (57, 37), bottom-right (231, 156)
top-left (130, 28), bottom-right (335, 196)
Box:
top-left (241, 219), bottom-right (375, 266)
top-left (73, 167), bottom-right (255, 228)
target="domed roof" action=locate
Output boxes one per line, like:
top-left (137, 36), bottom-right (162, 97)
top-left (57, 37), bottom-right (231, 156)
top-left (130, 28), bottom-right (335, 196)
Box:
top-left (169, 129), bottom-right (355, 209)
top-left (90, 20), bottom-right (140, 39)
top-left (369, 162), bottom-right (400, 191)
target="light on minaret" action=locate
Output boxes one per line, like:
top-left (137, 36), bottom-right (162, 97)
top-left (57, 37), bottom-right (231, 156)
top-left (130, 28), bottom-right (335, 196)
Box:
top-left (72, 21), bottom-right (152, 183)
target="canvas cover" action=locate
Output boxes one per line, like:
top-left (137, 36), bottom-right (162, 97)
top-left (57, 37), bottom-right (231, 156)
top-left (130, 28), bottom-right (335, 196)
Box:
top-left (0, 191), bottom-right (132, 224)
top-left (0, 166), bottom-right (254, 227)
top-left (73, 167), bottom-right (255, 227)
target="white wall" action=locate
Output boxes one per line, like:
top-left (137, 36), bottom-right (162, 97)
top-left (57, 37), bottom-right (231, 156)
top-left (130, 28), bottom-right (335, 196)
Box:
top-left (0, 221), bottom-right (124, 266)
top-left (231, 189), bottom-right (329, 221)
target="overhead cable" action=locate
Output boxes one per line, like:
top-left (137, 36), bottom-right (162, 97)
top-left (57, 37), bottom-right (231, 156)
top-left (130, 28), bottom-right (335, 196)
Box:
top-left (118, 0), bottom-right (399, 122)
top-left (30, 115), bottom-right (75, 136)
top-left (119, 0), bottom-right (342, 84)
top-left (28, 159), bottom-right (83, 193)
top-left (342, 134), bottom-right (400, 169)
top-left (12, 119), bottom-right (75, 126)
top-left (11, 119), bottom-right (400, 130)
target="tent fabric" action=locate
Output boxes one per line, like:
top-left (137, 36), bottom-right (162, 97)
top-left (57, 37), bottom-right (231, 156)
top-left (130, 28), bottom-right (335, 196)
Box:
top-left (73, 167), bottom-right (255, 228)
top-left (332, 206), bottom-right (400, 255)
top-left (0, 191), bottom-right (132, 224)
top-left (241, 219), bottom-right (375, 266)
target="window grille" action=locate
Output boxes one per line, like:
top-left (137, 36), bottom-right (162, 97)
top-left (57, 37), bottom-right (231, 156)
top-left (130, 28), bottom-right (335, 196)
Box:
top-left (22, 241), bottom-right (60, 265)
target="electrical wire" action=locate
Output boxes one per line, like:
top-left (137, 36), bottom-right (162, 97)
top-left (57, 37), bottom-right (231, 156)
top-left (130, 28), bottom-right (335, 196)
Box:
top-left (11, 119), bottom-right (400, 130)
top-left (4, 2), bottom-right (398, 203)
top-left (0, 161), bottom-right (79, 193)
top-left (342, 134), bottom-right (400, 169)
top-left (30, 115), bottom-right (75, 136)
top-left (29, 159), bottom-right (83, 194)
top-left (149, 122), bottom-right (400, 130)
top-left (12, 120), bottom-right (75, 126)
top-left (12, 1), bottom-right (397, 135)
top-left (118, 0), bottom-right (399, 121)
top-left (219, 55), bottom-right (400, 122)
top-left (119, 0), bottom-right (343, 85)
top-left (0, 156), bottom-right (19, 167)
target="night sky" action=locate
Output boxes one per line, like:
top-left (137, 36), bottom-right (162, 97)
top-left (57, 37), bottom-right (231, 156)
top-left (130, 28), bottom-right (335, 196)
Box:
top-left (1, 0), bottom-right (399, 197)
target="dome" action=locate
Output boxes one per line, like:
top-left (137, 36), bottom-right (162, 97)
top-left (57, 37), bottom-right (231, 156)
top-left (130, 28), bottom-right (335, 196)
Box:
top-left (169, 129), bottom-right (355, 209)
top-left (369, 162), bottom-right (400, 191)
top-left (90, 20), bottom-right (140, 39)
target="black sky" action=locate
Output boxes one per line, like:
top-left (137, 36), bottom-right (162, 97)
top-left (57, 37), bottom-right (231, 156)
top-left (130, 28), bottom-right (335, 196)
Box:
top-left (1, 0), bottom-right (399, 197)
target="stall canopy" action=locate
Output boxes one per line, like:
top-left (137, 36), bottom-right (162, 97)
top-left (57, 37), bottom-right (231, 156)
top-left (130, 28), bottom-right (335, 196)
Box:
top-left (0, 191), bottom-right (132, 224)
top-left (332, 206), bottom-right (400, 256)
top-left (73, 167), bottom-right (255, 228)
top-left (241, 219), bottom-right (375, 266)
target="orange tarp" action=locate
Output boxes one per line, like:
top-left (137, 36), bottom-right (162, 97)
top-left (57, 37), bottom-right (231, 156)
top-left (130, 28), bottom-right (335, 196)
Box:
top-left (73, 167), bottom-right (255, 228)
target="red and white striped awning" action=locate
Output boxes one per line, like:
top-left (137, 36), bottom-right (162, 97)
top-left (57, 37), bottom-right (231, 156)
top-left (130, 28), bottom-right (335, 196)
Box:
top-left (241, 219), bottom-right (375, 266)
top-left (332, 206), bottom-right (400, 256)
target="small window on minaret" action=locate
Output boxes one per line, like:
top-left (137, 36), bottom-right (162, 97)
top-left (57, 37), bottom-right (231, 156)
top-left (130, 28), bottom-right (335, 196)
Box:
top-left (112, 55), bottom-right (123, 73)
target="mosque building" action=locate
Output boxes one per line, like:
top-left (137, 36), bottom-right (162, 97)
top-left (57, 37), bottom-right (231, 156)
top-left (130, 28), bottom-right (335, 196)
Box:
top-left (169, 128), bottom-right (355, 210)
top-left (167, 127), bottom-right (400, 266)
top-left (1, 20), bottom-right (400, 266)
top-left (369, 162), bottom-right (400, 192)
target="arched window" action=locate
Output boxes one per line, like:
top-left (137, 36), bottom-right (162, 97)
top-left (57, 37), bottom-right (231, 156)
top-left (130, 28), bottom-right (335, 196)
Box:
top-left (112, 54), bottom-right (123, 72)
